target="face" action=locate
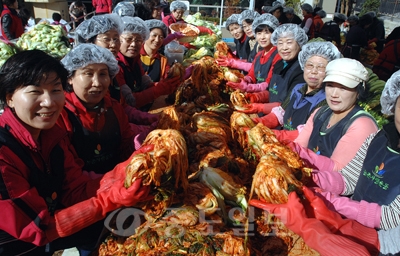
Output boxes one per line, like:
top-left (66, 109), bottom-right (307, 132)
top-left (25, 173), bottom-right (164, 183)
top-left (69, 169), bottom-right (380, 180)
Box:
top-left (145, 28), bottom-right (164, 52)
top-left (242, 21), bottom-right (254, 38)
top-left (6, 73), bottom-right (65, 140)
top-left (325, 82), bottom-right (358, 115)
top-left (302, 9), bottom-right (307, 16)
top-left (11, 0), bottom-right (18, 9)
top-left (95, 29), bottom-right (121, 57)
top-left (152, 7), bottom-right (162, 19)
top-left (272, 9), bottom-right (281, 19)
top-left (120, 33), bottom-right (144, 58)
top-left (255, 29), bottom-right (272, 48)
top-left (286, 13), bottom-right (293, 19)
top-left (69, 64), bottom-right (111, 109)
top-left (172, 9), bottom-right (185, 20)
top-left (303, 56), bottom-right (328, 90)
top-left (228, 24), bottom-right (244, 40)
top-left (395, 97), bottom-right (400, 133)
top-left (277, 36), bottom-right (301, 61)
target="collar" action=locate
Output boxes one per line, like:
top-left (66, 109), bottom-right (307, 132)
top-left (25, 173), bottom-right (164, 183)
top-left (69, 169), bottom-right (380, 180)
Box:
top-left (116, 51), bottom-right (140, 68)
top-left (383, 122), bottom-right (400, 152)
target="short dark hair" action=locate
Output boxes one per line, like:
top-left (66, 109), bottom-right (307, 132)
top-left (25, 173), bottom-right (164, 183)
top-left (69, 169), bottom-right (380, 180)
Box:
top-left (255, 24), bottom-right (274, 34)
top-left (75, 0), bottom-right (84, 7)
top-left (3, 0), bottom-right (17, 7)
top-left (0, 50), bottom-right (69, 103)
top-left (52, 12), bottom-right (62, 21)
top-left (133, 3), bottom-right (152, 20)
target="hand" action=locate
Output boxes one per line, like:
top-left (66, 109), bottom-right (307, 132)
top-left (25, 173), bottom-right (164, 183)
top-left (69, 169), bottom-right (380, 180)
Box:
top-left (120, 84), bottom-right (136, 107)
top-left (102, 178), bottom-right (151, 207)
top-left (226, 78), bottom-right (247, 91)
top-left (245, 91), bottom-right (270, 103)
top-left (155, 75), bottom-right (181, 96)
top-left (216, 56), bottom-right (233, 67)
top-left (252, 113), bottom-right (279, 128)
top-left (238, 103), bottom-right (265, 114)
top-left (173, 31), bottom-right (184, 39)
top-left (287, 142), bottom-right (335, 171)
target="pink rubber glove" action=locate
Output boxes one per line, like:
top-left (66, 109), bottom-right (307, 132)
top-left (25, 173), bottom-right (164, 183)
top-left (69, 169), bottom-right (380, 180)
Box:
top-left (226, 78), bottom-right (248, 91)
top-left (239, 102), bottom-right (280, 115)
top-left (216, 56), bottom-right (252, 72)
top-left (253, 112), bottom-right (279, 128)
top-left (184, 65), bottom-right (194, 80)
top-left (163, 32), bottom-right (184, 46)
top-left (317, 190), bottom-right (382, 228)
top-left (245, 91), bottom-right (270, 103)
top-left (311, 169), bottom-right (345, 195)
top-left (197, 26), bottom-right (214, 35)
top-left (124, 105), bottom-right (159, 125)
top-left (288, 142), bottom-right (335, 171)
top-left (244, 82), bottom-right (269, 93)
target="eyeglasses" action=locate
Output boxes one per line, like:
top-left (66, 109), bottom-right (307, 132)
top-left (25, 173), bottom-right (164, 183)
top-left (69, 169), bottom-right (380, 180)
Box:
top-left (96, 37), bottom-right (120, 45)
top-left (304, 62), bottom-right (326, 73)
top-left (120, 36), bottom-right (143, 44)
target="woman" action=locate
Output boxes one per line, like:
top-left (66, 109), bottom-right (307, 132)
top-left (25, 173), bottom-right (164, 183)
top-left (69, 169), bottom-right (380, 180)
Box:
top-left (162, 1), bottom-right (213, 35)
top-left (116, 16), bottom-right (181, 110)
top-left (69, 0), bottom-right (87, 29)
top-left (342, 14), bottom-right (371, 61)
top-left (290, 58), bottom-right (378, 173)
top-left (299, 70), bottom-right (400, 231)
top-left (238, 9), bottom-right (260, 63)
top-left (0, 49), bottom-right (148, 255)
top-left (223, 13), bottom-right (281, 91)
top-left (300, 3), bottom-right (315, 40)
top-left (225, 13), bottom-right (250, 64)
top-left (1, 0), bottom-right (23, 40)
top-left (238, 24), bottom-right (308, 115)
top-left (319, 13), bottom-right (347, 48)
top-left (57, 44), bottom-right (136, 175)
top-left (141, 19), bottom-right (169, 82)
top-left (255, 42), bottom-right (341, 142)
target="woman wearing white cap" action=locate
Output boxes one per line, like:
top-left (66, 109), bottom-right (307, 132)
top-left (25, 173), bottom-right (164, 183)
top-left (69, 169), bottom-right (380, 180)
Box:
top-left (254, 41), bottom-right (341, 142)
top-left (290, 58), bottom-right (378, 172)
top-left (221, 14), bottom-right (281, 89)
top-left (237, 9), bottom-right (261, 63)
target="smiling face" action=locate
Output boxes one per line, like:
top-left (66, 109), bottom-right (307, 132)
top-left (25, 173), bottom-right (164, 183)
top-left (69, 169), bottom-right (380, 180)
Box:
top-left (120, 32), bottom-right (144, 58)
top-left (172, 9), bottom-right (185, 21)
top-left (6, 72), bottom-right (65, 140)
top-left (395, 97), bottom-right (400, 134)
top-left (303, 56), bottom-right (328, 90)
top-left (228, 23), bottom-right (244, 40)
top-left (94, 29), bottom-right (121, 57)
top-left (145, 28), bottom-right (164, 53)
top-left (242, 20), bottom-right (254, 38)
top-left (325, 82), bottom-right (358, 115)
top-left (256, 29), bottom-right (272, 49)
top-left (69, 63), bottom-right (111, 109)
top-left (277, 36), bottom-right (300, 61)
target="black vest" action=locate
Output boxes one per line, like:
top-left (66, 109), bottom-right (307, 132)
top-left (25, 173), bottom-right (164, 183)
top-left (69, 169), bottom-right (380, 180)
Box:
top-left (307, 105), bottom-right (375, 157)
top-left (253, 49), bottom-right (278, 83)
top-left (142, 57), bottom-right (161, 82)
top-left (118, 60), bottom-right (143, 92)
top-left (235, 36), bottom-right (250, 60)
top-left (66, 107), bottom-right (122, 174)
top-left (109, 77), bottom-right (121, 102)
top-left (352, 123), bottom-right (400, 205)
top-left (248, 41), bottom-right (258, 63)
top-left (268, 60), bottom-right (300, 103)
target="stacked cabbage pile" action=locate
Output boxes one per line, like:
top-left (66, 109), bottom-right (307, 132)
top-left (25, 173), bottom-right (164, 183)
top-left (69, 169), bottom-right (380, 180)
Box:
top-left (0, 40), bottom-right (18, 67)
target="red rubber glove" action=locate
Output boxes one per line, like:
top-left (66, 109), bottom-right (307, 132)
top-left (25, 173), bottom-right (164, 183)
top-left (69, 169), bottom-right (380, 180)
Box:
top-left (49, 178), bottom-right (150, 239)
top-left (197, 26), bottom-right (214, 35)
top-left (250, 193), bottom-right (371, 256)
top-left (182, 42), bottom-right (197, 49)
top-left (253, 112), bottom-right (279, 128)
top-left (272, 129), bottom-right (299, 143)
top-left (238, 103), bottom-right (266, 114)
top-left (303, 187), bottom-right (380, 255)
top-left (245, 91), bottom-right (270, 103)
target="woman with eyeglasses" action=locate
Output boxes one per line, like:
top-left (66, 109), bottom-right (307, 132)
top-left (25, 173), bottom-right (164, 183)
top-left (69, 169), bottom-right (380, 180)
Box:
top-left (116, 16), bottom-right (181, 111)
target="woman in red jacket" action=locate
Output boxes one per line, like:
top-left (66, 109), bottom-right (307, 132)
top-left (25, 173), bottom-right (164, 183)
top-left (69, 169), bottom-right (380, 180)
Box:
top-left (0, 49), bottom-right (148, 255)
top-left (1, 0), bottom-right (24, 40)
top-left (58, 43), bottom-right (136, 175)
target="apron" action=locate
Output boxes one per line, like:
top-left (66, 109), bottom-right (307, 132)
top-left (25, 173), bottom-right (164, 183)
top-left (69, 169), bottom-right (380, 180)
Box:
top-left (352, 124), bottom-right (400, 205)
top-left (118, 61), bottom-right (144, 92)
top-left (235, 36), bottom-right (250, 60)
top-left (253, 49), bottom-right (278, 83)
top-left (268, 60), bottom-right (300, 103)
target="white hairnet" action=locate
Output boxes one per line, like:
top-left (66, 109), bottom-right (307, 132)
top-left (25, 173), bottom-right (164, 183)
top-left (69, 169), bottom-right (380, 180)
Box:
top-left (225, 14), bottom-right (241, 28)
top-left (170, 1), bottom-right (187, 12)
top-left (238, 10), bottom-right (260, 25)
top-left (252, 13), bottom-right (279, 34)
top-left (298, 41), bottom-right (341, 70)
top-left (268, 1), bottom-right (283, 14)
top-left (144, 19), bottom-right (168, 37)
top-left (271, 23), bottom-right (308, 48)
top-left (61, 44), bottom-right (119, 78)
top-left (381, 70), bottom-right (400, 115)
top-left (301, 3), bottom-right (313, 13)
top-left (121, 16), bottom-right (150, 40)
top-left (112, 2), bottom-right (135, 17)
top-left (283, 7), bottom-right (294, 14)
top-left (74, 14), bottom-right (123, 44)
top-left (316, 10), bottom-right (327, 18)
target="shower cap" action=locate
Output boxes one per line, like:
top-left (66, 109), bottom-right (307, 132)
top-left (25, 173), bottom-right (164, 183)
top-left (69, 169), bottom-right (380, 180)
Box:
top-left (347, 15), bottom-right (359, 22)
top-left (61, 44), bottom-right (119, 78)
top-left (268, 1), bottom-right (283, 14)
top-left (121, 16), bottom-right (150, 40)
top-left (74, 14), bottom-right (123, 44)
top-left (316, 10), bottom-right (327, 18)
top-left (252, 13), bottom-right (279, 34)
top-left (238, 9), bottom-right (260, 25)
top-left (283, 7), bottom-right (294, 14)
top-left (381, 70), bottom-right (400, 115)
top-left (225, 14), bottom-right (241, 28)
top-left (271, 23), bottom-right (308, 48)
top-left (112, 2), bottom-right (135, 17)
top-left (298, 41), bottom-right (341, 70)
top-left (334, 13), bottom-right (347, 22)
top-left (170, 1), bottom-right (187, 12)
top-left (144, 19), bottom-right (168, 37)
top-left (301, 3), bottom-right (313, 13)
